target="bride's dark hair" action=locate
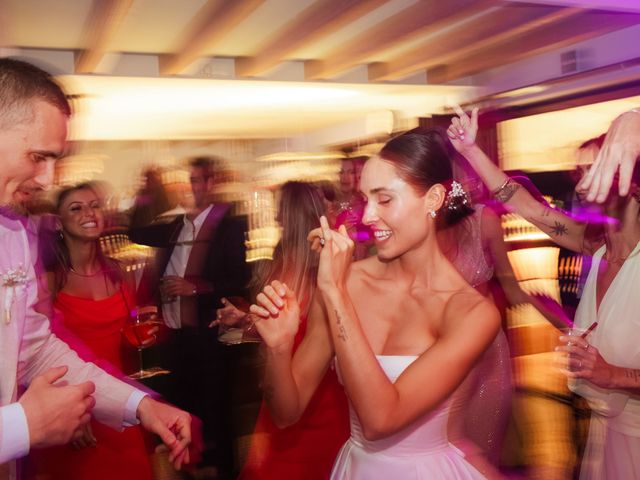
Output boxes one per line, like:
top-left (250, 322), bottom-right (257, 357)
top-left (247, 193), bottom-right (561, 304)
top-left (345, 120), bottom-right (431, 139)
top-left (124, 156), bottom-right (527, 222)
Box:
top-left (379, 128), bottom-right (474, 228)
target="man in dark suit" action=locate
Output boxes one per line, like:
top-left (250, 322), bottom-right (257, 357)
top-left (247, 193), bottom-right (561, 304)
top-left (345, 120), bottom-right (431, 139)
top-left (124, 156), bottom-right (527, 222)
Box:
top-left (130, 157), bottom-right (250, 479)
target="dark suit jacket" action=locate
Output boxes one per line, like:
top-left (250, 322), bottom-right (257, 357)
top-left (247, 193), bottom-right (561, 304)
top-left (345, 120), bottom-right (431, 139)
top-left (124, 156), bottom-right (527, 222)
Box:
top-left (129, 204), bottom-right (251, 328)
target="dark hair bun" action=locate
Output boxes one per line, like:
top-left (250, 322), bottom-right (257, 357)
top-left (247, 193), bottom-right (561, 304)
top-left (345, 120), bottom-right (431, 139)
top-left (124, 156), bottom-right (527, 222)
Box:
top-left (439, 181), bottom-right (475, 228)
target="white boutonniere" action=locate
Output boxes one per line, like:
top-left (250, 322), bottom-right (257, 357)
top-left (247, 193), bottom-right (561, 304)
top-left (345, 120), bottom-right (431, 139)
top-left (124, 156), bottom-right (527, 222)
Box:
top-left (1, 265), bottom-right (28, 324)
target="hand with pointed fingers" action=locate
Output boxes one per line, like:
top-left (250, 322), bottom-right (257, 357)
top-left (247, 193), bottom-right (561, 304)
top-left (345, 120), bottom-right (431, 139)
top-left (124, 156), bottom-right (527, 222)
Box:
top-left (250, 280), bottom-right (301, 351)
top-left (317, 216), bottom-right (354, 295)
top-left (210, 297), bottom-right (246, 328)
top-left (136, 397), bottom-right (193, 470)
top-left (556, 335), bottom-right (614, 388)
top-left (578, 110), bottom-right (640, 203)
top-left (19, 366), bottom-right (96, 449)
top-left (447, 104), bottom-right (479, 154)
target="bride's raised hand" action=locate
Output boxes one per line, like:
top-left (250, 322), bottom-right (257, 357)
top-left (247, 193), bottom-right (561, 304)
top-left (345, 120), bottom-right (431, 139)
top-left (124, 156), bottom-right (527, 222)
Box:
top-left (250, 280), bottom-right (301, 350)
top-left (317, 215), bottom-right (354, 294)
top-left (447, 104), bottom-right (479, 153)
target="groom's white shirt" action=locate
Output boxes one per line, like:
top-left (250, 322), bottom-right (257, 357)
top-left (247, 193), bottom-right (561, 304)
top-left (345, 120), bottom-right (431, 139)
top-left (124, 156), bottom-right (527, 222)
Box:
top-left (0, 214), bottom-right (145, 475)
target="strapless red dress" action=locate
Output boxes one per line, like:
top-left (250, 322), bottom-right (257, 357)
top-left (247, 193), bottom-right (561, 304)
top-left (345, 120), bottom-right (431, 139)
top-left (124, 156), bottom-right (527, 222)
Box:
top-left (239, 316), bottom-right (350, 480)
top-left (27, 290), bottom-right (153, 480)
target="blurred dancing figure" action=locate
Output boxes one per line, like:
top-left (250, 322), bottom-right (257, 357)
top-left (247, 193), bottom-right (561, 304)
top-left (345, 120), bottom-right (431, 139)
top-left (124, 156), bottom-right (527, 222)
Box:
top-left (130, 156), bottom-right (250, 477)
top-left (440, 197), bottom-right (515, 467)
top-left (449, 105), bottom-right (640, 480)
top-left (234, 181), bottom-right (350, 479)
top-left (252, 130), bottom-right (501, 479)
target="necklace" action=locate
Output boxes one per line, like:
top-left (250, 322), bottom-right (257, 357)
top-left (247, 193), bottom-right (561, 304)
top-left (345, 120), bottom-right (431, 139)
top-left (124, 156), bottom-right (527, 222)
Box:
top-left (69, 266), bottom-right (104, 277)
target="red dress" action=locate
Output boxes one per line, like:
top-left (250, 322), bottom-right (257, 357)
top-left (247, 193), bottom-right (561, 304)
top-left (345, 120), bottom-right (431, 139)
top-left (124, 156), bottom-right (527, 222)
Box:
top-left (27, 289), bottom-right (153, 480)
top-left (239, 316), bottom-right (350, 480)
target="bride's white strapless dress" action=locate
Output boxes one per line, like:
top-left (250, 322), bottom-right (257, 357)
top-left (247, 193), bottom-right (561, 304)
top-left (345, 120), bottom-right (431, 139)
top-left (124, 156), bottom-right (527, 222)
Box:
top-left (330, 355), bottom-right (486, 479)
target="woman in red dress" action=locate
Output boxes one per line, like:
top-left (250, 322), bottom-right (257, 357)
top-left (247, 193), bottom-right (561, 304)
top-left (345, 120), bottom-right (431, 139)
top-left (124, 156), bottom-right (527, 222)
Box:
top-left (27, 183), bottom-right (153, 480)
top-left (218, 182), bottom-right (350, 479)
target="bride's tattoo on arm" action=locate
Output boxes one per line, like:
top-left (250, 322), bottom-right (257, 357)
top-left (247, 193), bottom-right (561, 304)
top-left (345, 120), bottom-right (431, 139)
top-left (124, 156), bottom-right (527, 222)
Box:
top-left (334, 309), bottom-right (348, 342)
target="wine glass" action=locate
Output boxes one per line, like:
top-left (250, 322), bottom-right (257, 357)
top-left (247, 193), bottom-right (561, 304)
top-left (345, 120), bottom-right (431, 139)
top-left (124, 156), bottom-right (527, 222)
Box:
top-left (123, 305), bottom-right (170, 379)
top-left (216, 297), bottom-right (261, 345)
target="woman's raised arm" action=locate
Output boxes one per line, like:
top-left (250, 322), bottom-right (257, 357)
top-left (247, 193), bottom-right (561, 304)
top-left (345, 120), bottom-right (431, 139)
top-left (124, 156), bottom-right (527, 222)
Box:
top-left (448, 106), bottom-right (594, 255)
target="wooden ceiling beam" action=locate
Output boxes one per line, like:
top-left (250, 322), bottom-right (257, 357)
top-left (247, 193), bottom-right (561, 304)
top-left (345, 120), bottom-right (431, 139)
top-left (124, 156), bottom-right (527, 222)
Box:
top-left (305, 0), bottom-right (495, 80)
top-left (160, 0), bottom-right (264, 75)
top-left (236, 0), bottom-right (387, 78)
top-left (427, 10), bottom-right (640, 83)
top-left (369, 4), bottom-right (581, 81)
top-left (74, 0), bottom-right (134, 74)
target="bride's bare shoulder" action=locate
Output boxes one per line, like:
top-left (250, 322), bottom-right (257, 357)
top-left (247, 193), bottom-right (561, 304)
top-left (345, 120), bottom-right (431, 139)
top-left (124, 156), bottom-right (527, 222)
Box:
top-left (444, 287), bottom-right (499, 331)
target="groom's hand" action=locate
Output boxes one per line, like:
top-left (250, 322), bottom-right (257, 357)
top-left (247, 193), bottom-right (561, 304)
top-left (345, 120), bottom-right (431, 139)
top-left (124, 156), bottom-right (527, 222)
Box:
top-left (136, 396), bottom-right (193, 469)
top-left (19, 366), bottom-right (95, 448)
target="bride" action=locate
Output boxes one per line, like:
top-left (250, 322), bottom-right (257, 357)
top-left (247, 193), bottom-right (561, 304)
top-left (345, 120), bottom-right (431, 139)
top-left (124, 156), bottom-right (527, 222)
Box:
top-left (250, 129), bottom-right (501, 479)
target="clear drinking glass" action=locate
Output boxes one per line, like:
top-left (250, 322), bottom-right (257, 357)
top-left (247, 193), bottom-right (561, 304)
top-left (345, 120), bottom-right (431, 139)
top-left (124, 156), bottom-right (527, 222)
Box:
top-left (216, 297), bottom-right (261, 345)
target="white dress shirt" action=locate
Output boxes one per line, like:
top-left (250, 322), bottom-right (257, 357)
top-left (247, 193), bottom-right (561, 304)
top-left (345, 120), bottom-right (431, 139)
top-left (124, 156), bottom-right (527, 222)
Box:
top-left (162, 205), bottom-right (212, 329)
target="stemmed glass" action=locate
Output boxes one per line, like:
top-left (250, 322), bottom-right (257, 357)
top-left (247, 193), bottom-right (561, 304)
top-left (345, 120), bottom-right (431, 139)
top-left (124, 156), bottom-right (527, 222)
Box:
top-left (216, 296), bottom-right (261, 345)
top-left (123, 305), bottom-right (170, 379)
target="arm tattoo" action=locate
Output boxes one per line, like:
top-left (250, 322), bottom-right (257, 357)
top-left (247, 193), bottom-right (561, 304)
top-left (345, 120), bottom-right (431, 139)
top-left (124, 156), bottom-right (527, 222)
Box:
top-left (624, 369), bottom-right (640, 385)
top-left (550, 221), bottom-right (569, 237)
top-left (334, 309), bottom-right (348, 342)
top-left (539, 207), bottom-right (569, 237)
top-left (494, 181), bottom-right (521, 203)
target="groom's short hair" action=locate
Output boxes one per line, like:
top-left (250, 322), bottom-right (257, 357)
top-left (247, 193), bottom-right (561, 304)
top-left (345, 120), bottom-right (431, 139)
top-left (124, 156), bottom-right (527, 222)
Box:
top-left (0, 57), bottom-right (70, 129)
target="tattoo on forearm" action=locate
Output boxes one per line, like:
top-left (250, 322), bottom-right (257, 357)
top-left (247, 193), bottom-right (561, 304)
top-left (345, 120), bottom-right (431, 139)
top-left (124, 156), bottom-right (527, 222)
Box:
top-left (538, 207), bottom-right (569, 237)
top-left (549, 221), bottom-right (569, 237)
top-left (494, 181), bottom-right (520, 203)
top-left (624, 369), bottom-right (640, 385)
top-left (334, 309), bottom-right (348, 342)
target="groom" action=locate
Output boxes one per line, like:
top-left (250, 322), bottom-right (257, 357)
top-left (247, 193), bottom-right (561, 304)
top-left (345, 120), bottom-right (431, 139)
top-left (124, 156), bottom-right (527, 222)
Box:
top-left (0, 57), bottom-right (192, 478)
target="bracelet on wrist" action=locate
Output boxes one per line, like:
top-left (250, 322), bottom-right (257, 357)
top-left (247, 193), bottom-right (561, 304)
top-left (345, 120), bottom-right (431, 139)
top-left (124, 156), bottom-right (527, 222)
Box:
top-left (491, 177), bottom-right (521, 203)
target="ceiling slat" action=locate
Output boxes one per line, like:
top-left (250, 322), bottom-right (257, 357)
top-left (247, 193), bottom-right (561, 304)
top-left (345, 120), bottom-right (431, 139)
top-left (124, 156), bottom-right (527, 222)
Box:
top-left (427, 10), bottom-right (640, 83)
top-left (304, 0), bottom-right (495, 80)
top-left (369, 5), bottom-right (581, 81)
top-left (236, 0), bottom-right (387, 78)
top-left (75, 0), bottom-right (134, 74)
top-left (160, 0), bottom-right (265, 75)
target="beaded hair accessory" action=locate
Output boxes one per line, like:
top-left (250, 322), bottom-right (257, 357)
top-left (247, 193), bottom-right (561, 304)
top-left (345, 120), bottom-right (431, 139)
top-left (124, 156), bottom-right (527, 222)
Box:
top-left (446, 181), bottom-right (470, 210)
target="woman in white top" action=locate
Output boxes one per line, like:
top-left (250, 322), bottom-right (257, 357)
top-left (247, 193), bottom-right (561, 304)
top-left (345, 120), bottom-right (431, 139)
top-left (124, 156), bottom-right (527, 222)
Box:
top-left (448, 106), bottom-right (640, 480)
top-left (250, 129), bottom-right (501, 479)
